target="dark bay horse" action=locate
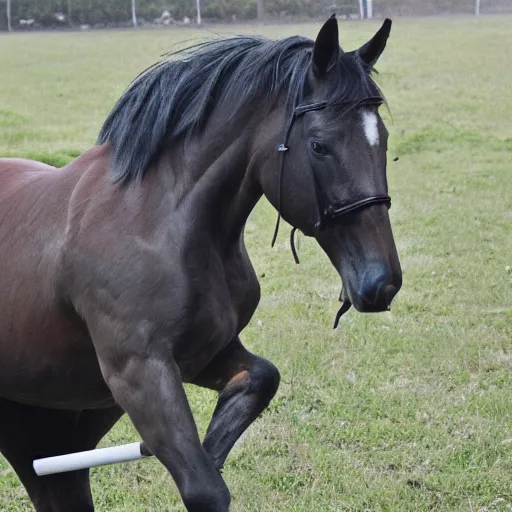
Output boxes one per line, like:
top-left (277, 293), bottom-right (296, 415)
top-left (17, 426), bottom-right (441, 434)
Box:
top-left (0, 16), bottom-right (401, 511)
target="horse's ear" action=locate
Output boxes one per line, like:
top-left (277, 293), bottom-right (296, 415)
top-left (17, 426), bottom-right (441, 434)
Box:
top-left (312, 14), bottom-right (340, 78)
top-left (349, 18), bottom-right (392, 68)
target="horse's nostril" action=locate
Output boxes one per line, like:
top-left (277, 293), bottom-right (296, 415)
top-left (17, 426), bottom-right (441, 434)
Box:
top-left (359, 273), bottom-right (400, 312)
top-left (380, 283), bottom-right (399, 307)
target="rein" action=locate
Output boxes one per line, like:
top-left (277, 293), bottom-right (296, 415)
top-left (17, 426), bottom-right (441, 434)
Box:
top-left (270, 97), bottom-right (391, 327)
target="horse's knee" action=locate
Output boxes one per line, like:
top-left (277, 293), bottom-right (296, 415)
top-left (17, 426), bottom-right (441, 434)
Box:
top-left (182, 480), bottom-right (231, 512)
top-left (222, 357), bottom-right (280, 408)
top-left (223, 356), bottom-right (280, 404)
top-left (250, 357), bottom-right (280, 404)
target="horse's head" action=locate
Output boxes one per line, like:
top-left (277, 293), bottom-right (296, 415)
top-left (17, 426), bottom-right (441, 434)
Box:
top-left (258, 17), bottom-right (402, 317)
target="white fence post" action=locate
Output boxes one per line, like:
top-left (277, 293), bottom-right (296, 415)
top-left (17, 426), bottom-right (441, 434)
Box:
top-left (131, 0), bottom-right (137, 27)
top-left (196, 0), bottom-right (202, 25)
top-left (475, 0), bottom-right (481, 15)
top-left (6, 0), bottom-right (11, 31)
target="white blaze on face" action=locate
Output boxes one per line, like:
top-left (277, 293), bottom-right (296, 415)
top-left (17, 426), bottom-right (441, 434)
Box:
top-left (361, 110), bottom-right (379, 147)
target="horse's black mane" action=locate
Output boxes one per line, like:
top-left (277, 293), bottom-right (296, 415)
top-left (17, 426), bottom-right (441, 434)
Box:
top-left (98, 35), bottom-right (383, 183)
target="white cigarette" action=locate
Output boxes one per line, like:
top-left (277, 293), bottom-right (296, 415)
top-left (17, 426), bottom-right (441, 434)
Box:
top-left (33, 442), bottom-right (149, 476)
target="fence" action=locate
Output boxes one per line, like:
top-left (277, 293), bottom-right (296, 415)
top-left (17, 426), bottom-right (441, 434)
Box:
top-left (0, 0), bottom-right (511, 30)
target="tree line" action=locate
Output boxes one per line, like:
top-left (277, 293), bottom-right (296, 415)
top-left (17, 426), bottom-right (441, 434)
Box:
top-left (1, 0), bottom-right (356, 28)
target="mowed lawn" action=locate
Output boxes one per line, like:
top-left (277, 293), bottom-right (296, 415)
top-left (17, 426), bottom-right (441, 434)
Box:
top-left (0, 15), bottom-right (511, 511)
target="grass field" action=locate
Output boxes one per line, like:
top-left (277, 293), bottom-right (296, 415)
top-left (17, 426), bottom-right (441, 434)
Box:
top-left (1, 15), bottom-right (511, 512)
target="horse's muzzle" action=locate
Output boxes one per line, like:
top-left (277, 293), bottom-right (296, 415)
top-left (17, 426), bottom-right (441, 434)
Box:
top-left (350, 266), bottom-right (402, 312)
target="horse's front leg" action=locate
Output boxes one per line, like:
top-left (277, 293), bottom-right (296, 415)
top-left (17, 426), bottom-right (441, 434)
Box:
top-left (193, 337), bottom-right (280, 470)
top-left (88, 323), bottom-right (230, 512)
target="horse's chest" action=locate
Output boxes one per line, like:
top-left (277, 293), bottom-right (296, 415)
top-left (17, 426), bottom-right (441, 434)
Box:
top-left (223, 252), bottom-right (261, 331)
top-left (198, 256), bottom-right (260, 335)
top-left (193, 245), bottom-right (260, 332)
top-left (175, 251), bottom-right (260, 379)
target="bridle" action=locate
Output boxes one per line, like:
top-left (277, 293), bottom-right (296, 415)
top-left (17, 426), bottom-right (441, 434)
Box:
top-left (270, 96), bottom-right (391, 327)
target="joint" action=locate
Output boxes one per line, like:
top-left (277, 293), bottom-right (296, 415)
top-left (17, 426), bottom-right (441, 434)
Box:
top-left (182, 482), bottom-right (231, 512)
top-left (251, 358), bottom-right (281, 399)
top-left (221, 358), bottom-right (280, 404)
top-left (224, 370), bottom-right (250, 393)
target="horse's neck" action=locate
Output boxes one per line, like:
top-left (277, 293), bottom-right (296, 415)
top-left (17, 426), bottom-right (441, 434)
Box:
top-left (156, 128), bottom-right (263, 250)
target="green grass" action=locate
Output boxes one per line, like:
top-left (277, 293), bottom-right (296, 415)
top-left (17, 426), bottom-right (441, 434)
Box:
top-left (1, 16), bottom-right (511, 511)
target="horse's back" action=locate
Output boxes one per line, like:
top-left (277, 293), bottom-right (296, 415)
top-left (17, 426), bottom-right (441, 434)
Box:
top-left (0, 157), bottom-right (56, 173)
top-left (0, 157), bottom-right (57, 198)
top-left (0, 156), bottom-right (70, 233)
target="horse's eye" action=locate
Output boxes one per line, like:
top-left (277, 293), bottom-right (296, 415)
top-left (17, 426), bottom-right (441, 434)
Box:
top-left (310, 141), bottom-right (326, 156)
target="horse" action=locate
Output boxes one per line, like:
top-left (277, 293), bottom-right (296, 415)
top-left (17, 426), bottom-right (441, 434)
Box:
top-left (0, 16), bottom-right (402, 511)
